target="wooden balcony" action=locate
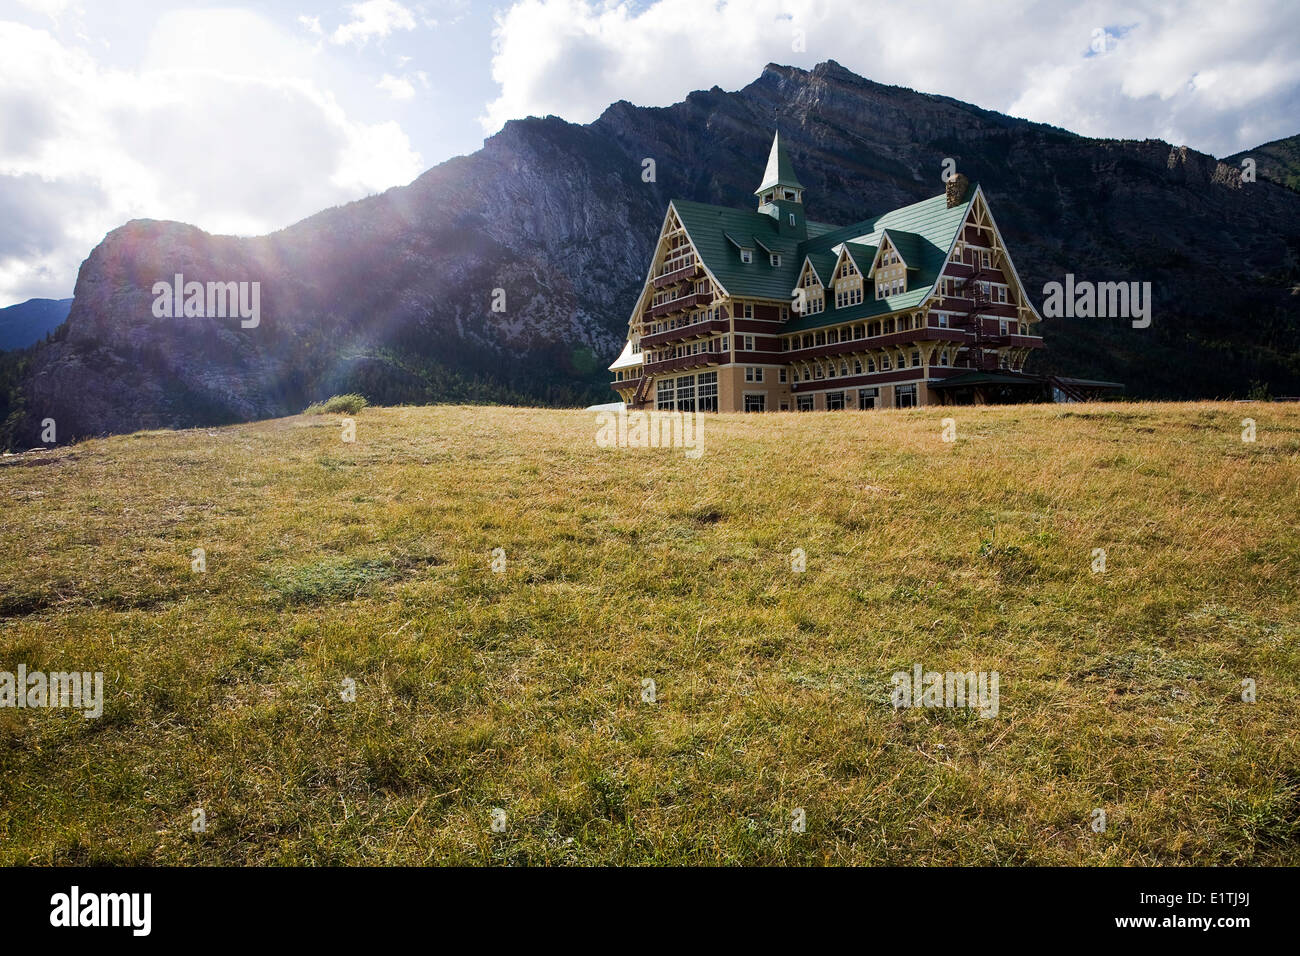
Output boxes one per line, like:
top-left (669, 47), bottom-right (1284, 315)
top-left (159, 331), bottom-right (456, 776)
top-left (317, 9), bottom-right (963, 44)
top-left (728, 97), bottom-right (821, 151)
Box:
top-left (989, 333), bottom-right (1045, 349)
top-left (648, 292), bottom-right (708, 319)
top-left (641, 317), bottom-right (729, 349)
top-left (652, 261), bottom-right (702, 289)
top-left (643, 353), bottom-right (722, 375)
top-left (611, 375), bottom-right (643, 392)
top-left (784, 327), bottom-right (967, 363)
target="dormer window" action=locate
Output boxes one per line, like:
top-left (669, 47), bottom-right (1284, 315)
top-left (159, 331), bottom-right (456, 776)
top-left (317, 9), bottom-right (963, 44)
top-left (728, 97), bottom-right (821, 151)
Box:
top-left (770, 253), bottom-right (781, 267)
top-left (740, 249), bottom-right (752, 263)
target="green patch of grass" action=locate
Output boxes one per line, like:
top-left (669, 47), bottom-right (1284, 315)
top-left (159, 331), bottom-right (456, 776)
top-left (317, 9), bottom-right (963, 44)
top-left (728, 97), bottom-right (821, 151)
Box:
top-left (266, 558), bottom-right (399, 605)
top-left (303, 393), bottom-right (369, 415)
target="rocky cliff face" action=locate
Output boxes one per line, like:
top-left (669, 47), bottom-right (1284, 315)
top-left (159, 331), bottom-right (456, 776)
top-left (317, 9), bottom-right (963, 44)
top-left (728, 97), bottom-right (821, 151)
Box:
top-left (10, 60), bottom-right (1300, 444)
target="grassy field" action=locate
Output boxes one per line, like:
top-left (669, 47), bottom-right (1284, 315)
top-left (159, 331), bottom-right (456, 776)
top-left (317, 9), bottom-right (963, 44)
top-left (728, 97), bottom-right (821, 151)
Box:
top-left (1, 402), bottom-right (1298, 865)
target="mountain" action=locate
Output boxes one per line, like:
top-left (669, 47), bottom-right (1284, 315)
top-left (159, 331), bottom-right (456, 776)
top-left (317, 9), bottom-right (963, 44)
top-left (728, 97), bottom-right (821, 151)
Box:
top-left (1225, 134), bottom-right (1300, 193)
top-left (0, 298), bottom-right (72, 351)
top-left (5, 60), bottom-right (1300, 446)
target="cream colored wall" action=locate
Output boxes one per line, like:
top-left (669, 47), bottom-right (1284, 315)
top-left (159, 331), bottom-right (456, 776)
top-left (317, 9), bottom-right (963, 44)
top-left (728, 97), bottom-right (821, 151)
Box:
top-left (720, 365), bottom-right (791, 412)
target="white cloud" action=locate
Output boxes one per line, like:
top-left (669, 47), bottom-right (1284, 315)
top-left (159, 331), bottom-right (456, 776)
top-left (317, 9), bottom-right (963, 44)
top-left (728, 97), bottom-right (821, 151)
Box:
top-left (377, 72), bottom-right (416, 100)
top-left (298, 14), bottom-right (323, 36)
top-left (481, 0), bottom-right (1300, 157)
top-left (330, 0), bottom-right (418, 47)
top-left (13, 0), bottom-right (78, 20)
top-left (0, 15), bottom-right (423, 303)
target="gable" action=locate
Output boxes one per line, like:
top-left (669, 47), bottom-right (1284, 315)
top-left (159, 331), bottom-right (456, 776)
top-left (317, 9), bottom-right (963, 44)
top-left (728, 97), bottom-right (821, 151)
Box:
top-left (654, 185), bottom-right (985, 333)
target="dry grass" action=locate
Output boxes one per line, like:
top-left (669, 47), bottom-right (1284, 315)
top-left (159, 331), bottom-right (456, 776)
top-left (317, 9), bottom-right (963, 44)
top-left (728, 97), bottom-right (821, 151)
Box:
top-left (0, 401), bottom-right (1297, 865)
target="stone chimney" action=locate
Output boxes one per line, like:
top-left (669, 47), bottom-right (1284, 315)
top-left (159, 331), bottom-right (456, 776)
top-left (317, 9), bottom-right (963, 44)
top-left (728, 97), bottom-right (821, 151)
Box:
top-left (945, 173), bottom-right (970, 208)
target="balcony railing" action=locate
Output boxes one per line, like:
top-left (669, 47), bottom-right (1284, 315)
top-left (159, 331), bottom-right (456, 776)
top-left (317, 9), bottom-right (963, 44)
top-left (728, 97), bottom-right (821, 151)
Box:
top-left (652, 260), bottom-right (702, 288)
top-left (642, 353), bottom-right (722, 375)
top-left (641, 317), bottom-right (729, 349)
top-left (784, 327), bottom-right (967, 362)
top-left (987, 333), bottom-right (1045, 349)
top-left (647, 292), bottom-right (709, 319)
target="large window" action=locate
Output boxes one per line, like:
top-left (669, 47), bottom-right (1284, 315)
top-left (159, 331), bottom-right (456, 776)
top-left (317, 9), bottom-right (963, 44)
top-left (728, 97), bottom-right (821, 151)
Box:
top-left (676, 374), bottom-right (696, 412)
top-left (827, 391), bottom-right (846, 410)
top-left (656, 378), bottom-right (674, 410)
top-left (796, 395), bottom-right (814, 412)
top-left (744, 393), bottom-right (766, 413)
top-left (895, 384), bottom-right (917, 409)
top-left (858, 387), bottom-right (879, 410)
top-left (697, 371), bottom-right (718, 412)
top-left (835, 286), bottom-right (863, 309)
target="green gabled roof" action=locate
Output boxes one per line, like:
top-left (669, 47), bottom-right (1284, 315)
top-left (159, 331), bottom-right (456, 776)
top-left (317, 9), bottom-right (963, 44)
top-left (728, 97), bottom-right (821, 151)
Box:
top-left (667, 185), bottom-right (977, 330)
top-left (670, 198), bottom-right (804, 301)
top-left (803, 250), bottom-right (838, 287)
top-left (877, 229), bottom-right (927, 270)
top-left (755, 130), bottom-right (804, 194)
top-left (785, 188), bottom-right (975, 332)
top-left (837, 241), bottom-right (877, 274)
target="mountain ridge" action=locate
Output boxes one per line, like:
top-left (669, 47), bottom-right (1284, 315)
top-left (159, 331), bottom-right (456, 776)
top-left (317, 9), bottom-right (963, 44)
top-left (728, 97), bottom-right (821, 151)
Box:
top-left (0, 297), bottom-right (73, 352)
top-left (4, 59), bottom-right (1298, 446)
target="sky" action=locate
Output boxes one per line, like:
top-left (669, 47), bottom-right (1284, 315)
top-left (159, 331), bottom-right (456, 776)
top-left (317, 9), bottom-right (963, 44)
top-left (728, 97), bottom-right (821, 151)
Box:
top-left (1, 0), bottom-right (1298, 306)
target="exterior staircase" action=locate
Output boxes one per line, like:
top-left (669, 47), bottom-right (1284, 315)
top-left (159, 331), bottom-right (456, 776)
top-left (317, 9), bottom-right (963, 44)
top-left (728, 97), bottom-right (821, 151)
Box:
top-left (958, 269), bottom-right (993, 370)
top-left (633, 373), bottom-right (653, 407)
top-left (1046, 375), bottom-right (1089, 403)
